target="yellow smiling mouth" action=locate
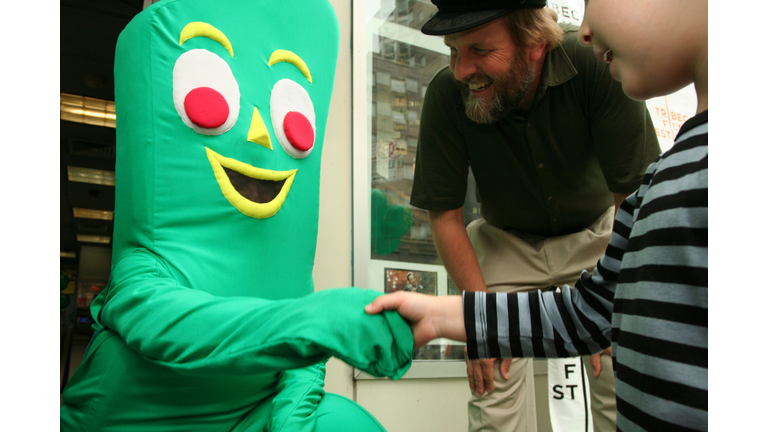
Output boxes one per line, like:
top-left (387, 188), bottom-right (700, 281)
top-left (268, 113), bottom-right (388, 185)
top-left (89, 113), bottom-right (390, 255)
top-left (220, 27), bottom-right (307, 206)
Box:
top-left (206, 147), bottom-right (297, 219)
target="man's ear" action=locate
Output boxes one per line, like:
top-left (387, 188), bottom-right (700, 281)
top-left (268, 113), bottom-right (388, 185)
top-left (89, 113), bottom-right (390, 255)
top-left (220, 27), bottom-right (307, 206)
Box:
top-left (527, 41), bottom-right (547, 62)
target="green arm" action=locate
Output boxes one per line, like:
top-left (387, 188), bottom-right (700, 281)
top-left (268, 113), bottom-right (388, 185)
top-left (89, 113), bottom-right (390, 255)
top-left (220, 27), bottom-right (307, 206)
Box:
top-left (267, 362), bottom-right (325, 432)
top-left (92, 249), bottom-right (413, 378)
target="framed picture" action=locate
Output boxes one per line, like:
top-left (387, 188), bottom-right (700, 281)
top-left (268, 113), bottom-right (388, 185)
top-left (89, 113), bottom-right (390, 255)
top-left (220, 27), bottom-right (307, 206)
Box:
top-left (384, 268), bottom-right (436, 296)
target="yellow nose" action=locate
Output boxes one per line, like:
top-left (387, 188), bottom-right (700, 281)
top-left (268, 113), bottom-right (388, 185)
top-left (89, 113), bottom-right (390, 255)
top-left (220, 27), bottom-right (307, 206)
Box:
top-left (247, 106), bottom-right (272, 150)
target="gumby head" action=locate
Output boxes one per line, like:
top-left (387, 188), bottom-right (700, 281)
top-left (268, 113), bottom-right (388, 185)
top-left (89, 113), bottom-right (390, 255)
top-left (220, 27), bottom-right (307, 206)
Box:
top-left (112, 0), bottom-right (339, 299)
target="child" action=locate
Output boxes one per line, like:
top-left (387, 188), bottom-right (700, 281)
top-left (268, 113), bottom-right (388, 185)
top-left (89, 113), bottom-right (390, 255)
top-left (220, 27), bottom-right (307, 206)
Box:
top-left (366, 0), bottom-right (708, 430)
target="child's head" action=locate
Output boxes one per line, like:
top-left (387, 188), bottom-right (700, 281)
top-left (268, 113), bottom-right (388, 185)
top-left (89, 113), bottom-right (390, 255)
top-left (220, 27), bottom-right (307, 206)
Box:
top-left (576, 0), bottom-right (707, 103)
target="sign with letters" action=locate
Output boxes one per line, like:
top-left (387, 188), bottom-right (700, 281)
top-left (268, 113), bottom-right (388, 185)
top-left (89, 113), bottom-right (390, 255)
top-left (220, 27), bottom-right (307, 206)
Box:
top-left (548, 357), bottom-right (594, 432)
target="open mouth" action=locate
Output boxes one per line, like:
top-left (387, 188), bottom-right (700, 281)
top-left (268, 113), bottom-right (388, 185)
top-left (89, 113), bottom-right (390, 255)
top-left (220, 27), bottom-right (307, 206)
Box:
top-left (222, 166), bottom-right (286, 204)
top-left (205, 147), bottom-right (297, 219)
top-left (467, 80), bottom-right (492, 92)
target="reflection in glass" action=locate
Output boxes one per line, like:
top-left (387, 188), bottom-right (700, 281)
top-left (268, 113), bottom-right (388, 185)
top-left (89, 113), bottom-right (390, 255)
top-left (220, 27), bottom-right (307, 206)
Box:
top-left (366, 0), bottom-right (476, 360)
top-left (367, 0), bottom-right (449, 265)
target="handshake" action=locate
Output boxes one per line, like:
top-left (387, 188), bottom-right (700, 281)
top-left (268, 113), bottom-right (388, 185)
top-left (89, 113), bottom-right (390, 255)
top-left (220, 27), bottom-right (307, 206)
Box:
top-left (365, 291), bottom-right (509, 397)
top-left (365, 290), bottom-right (610, 398)
top-left (365, 291), bottom-right (466, 350)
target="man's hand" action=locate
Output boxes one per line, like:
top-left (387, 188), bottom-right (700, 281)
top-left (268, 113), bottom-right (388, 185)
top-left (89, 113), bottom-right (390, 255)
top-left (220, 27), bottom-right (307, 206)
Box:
top-left (465, 347), bottom-right (512, 397)
top-left (589, 346), bottom-right (612, 377)
top-left (365, 292), bottom-right (465, 350)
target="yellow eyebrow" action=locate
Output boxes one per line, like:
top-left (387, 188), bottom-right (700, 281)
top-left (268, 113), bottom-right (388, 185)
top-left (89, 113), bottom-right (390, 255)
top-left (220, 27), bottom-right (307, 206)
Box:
top-left (268, 50), bottom-right (312, 83)
top-left (179, 22), bottom-right (234, 57)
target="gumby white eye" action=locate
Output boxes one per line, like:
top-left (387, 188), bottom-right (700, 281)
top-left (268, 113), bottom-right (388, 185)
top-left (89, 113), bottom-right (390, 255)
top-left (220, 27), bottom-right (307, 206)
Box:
top-left (172, 49), bottom-right (240, 135)
top-left (270, 79), bottom-right (316, 159)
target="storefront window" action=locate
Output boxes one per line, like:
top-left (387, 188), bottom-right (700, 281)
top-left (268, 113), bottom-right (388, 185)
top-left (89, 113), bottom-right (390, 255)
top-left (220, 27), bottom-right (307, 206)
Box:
top-left (353, 0), bottom-right (471, 364)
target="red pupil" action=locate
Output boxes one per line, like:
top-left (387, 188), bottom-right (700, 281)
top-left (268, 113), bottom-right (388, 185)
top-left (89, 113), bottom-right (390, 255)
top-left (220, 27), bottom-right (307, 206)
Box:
top-left (283, 111), bottom-right (314, 152)
top-left (184, 87), bottom-right (229, 129)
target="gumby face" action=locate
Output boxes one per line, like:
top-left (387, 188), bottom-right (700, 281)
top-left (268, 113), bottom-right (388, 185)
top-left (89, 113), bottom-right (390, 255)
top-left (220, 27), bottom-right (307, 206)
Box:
top-left (113, 0), bottom-right (339, 299)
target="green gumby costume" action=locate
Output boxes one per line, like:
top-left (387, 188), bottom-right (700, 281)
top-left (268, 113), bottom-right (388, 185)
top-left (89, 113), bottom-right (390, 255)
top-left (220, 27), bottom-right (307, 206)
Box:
top-left (59, 0), bottom-right (413, 430)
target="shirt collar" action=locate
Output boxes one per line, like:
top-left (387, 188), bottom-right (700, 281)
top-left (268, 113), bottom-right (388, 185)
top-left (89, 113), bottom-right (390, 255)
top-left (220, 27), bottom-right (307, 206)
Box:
top-left (524, 43), bottom-right (577, 114)
top-left (540, 43), bottom-right (578, 89)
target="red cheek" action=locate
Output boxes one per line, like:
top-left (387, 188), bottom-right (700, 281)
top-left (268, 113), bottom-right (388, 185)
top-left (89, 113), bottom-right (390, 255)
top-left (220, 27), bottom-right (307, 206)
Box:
top-left (184, 87), bottom-right (229, 129)
top-left (283, 111), bottom-right (314, 152)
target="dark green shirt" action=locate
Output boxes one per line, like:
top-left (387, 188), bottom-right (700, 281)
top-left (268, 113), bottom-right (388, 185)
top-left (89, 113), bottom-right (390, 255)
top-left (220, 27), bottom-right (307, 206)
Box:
top-left (410, 24), bottom-right (661, 237)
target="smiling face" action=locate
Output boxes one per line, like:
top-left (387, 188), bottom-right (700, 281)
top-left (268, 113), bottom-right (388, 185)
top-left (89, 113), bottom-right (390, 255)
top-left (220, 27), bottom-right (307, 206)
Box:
top-left (445, 18), bottom-right (538, 123)
top-left (577, 0), bottom-right (705, 101)
top-left (172, 22), bottom-right (320, 219)
top-left (113, 0), bottom-right (339, 299)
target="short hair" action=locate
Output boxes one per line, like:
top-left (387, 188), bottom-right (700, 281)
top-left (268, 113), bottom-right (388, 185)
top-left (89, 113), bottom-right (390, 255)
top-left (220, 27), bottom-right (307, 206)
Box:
top-left (502, 7), bottom-right (564, 52)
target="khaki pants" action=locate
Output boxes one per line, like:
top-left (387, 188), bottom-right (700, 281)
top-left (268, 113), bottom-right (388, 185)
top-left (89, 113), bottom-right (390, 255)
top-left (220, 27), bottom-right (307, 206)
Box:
top-left (466, 207), bottom-right (617, 432)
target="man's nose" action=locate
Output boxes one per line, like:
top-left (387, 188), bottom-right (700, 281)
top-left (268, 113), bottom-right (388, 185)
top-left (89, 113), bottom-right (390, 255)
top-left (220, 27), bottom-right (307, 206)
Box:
top-left (452, 54), bottom-right (477, 82)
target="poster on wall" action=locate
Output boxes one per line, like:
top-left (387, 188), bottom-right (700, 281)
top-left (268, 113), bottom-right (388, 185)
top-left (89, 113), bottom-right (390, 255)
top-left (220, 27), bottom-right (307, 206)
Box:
top-left (645, 88), bottom-right (698, 152)
top-left (547, 1), bottom-right (697, 152)
top-left (548, 0), bottom-right (584, 25)
top-left (384, 268), bottom-right (437, 296)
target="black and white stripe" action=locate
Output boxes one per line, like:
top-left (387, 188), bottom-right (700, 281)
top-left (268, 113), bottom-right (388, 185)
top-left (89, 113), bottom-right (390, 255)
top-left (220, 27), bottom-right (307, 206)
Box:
top-left (464, 111), bottom-right (708, 431)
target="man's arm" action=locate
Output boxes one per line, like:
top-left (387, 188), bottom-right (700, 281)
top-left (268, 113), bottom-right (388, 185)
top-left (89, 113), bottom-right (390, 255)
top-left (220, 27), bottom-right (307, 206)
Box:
top-left (429, 208), bottom-right (513, 396)
top-left (428, 208), bottom-right (486, 294)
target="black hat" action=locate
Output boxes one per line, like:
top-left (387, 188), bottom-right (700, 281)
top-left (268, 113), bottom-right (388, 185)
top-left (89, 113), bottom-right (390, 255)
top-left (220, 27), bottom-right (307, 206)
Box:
top-left (421, 0), bottom-right (548, 36)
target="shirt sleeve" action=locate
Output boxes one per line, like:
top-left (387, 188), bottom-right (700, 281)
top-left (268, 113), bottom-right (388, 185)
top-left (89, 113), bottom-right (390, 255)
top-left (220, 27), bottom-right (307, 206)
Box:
top-left (464, 193), bottom-right (638, 359)
top-left (566, 41), bottom-right (661, 194)
top-left (410, 68), bottom-right (470, 212)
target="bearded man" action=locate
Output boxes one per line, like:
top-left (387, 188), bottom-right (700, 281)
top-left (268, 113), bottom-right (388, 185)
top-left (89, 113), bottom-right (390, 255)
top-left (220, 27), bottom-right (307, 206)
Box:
top-left (410, 1), bottom-right (661, 431)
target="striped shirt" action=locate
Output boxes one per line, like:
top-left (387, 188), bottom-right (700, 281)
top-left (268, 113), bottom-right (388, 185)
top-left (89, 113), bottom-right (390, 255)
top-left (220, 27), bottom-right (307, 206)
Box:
top-left (464, 111), bottom-right (708, 431)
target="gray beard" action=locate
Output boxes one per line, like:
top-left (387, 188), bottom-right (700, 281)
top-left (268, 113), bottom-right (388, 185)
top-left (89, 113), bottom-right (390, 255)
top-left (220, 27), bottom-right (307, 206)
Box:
top-left (459, 62), bottom-right (536, 124)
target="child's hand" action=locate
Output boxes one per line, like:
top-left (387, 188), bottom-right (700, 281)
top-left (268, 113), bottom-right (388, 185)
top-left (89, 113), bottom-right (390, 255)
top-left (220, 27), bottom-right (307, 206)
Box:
top-left (365, 292), bottom-right (466, 350)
